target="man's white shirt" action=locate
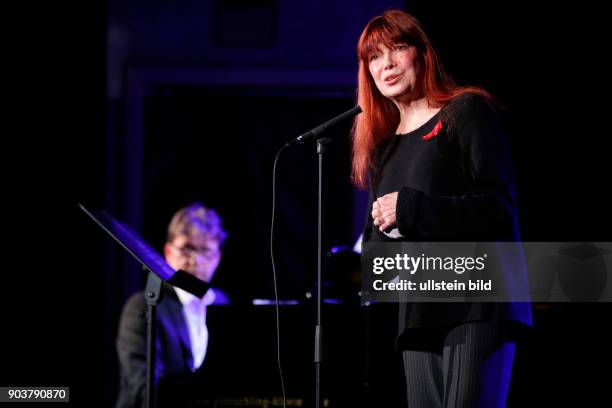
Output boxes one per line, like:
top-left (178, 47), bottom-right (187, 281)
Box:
top-left (174, 287), bottom-right (216, 370)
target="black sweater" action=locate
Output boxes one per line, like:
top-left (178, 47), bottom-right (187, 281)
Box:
top-left (363, 93), bottom-right (532, 348)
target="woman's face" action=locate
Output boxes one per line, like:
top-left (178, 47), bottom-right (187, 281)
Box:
top-left (368, 43), bottom-right (419, 101)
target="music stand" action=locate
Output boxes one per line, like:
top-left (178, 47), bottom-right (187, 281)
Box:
top-left (79, 204), bottom-right (209, 408)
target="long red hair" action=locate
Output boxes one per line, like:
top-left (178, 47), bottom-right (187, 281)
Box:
top-left (352, 9), bottom-right (492, 188)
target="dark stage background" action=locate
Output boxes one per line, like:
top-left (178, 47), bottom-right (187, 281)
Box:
top-left (4, 0), bottom-right (611, 406)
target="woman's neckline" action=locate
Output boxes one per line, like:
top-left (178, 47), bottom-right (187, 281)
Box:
top-left (394, 107), bottom-right (443, 137)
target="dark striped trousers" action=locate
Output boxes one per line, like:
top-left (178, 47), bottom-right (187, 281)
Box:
top-left (402, 321), bottom-right (516, 408)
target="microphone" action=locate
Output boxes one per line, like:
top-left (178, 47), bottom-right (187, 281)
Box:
top-left (287, 105), bottom-right (362, 146)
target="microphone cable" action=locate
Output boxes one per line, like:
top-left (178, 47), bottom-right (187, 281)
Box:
top-left (270, 143), bottom-right (289, 408)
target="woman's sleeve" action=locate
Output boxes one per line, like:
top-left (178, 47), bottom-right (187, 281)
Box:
top-left (396, 94), bottom-right (518, 240)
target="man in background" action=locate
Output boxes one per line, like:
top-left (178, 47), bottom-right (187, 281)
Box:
top-left (116, 202), bottom-right (229, 408)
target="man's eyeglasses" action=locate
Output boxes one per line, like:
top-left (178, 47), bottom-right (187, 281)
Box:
top-left (169, 243), bottom-right (220, 259)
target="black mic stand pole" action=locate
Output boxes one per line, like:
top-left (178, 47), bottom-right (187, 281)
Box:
top-left (314, 137), bottom-right (332, 408)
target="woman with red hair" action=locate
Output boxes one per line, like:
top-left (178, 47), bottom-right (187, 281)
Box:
top-left (354, 10), bottom-right (532, 407)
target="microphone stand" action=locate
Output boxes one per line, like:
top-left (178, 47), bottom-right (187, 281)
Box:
top-left (314, 137), bottom-right (333, 408)
top-left (282, 105), bottom-right (361, 408)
